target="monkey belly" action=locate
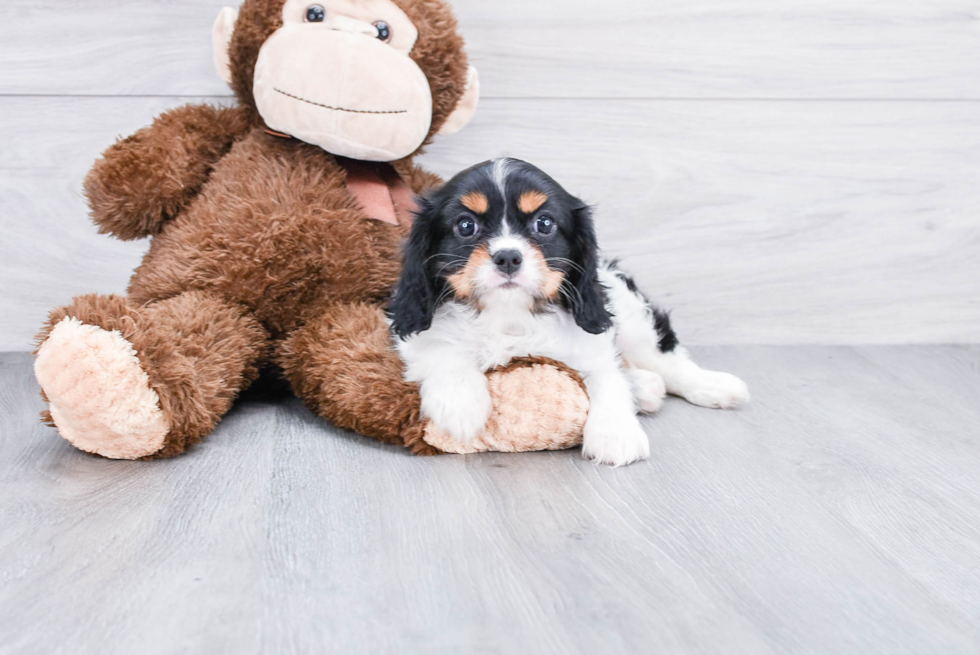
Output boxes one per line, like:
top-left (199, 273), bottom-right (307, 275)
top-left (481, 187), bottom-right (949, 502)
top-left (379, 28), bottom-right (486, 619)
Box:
top-left (127, 131), bottom-right (408, 337)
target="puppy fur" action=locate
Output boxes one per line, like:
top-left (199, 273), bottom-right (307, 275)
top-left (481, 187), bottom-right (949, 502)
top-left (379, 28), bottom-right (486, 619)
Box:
top-left (389, 159), bottom-right (750, 467)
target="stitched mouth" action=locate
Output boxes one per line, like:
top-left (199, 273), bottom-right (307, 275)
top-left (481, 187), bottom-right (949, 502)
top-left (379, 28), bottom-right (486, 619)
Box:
top-left (274, 88), bottom-right (408, 115)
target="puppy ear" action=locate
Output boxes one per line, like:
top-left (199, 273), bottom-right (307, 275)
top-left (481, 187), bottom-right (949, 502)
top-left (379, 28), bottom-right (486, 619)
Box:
top-left (564, 203), bottom-right (613, 335)
top-left (388, 195), bottom-right (441, 338)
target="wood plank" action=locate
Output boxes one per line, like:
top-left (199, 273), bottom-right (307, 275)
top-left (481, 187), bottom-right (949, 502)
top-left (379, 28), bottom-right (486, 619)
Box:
top-left (748, 345), bottom-right (980, 617)
top-left (2, 347), bottom-right (980, 653)
top-left (2, 96), bottom-right (978, 348)
top-left (1, 0), bottom-right (979, 99)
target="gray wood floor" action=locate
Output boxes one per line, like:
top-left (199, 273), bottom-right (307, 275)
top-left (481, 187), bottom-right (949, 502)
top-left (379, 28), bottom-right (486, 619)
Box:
top-left (2, 347), bottom-right (980, 654)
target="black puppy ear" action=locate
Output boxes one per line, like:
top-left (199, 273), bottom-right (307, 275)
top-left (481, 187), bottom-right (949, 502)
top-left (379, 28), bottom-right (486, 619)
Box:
top-left (564, 203), bottom-right (613, 334)
top-left (388, 194), bottom-right (441, 339)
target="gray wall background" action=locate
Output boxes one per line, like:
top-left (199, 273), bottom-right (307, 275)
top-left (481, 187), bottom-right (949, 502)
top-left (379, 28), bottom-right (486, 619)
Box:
top-left (1, 0), bottom-right (978, 350)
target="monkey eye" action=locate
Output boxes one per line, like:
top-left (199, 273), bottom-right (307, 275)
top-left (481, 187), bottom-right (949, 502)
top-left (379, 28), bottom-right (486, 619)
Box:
top-left (305, 5), bottom-right (326, 22)
top-left (454, 216), bottom-right (479, 238)
top-left (533, 215), bottom-right (556, 236)
top-left (373, 21), bottom-right (392, 42)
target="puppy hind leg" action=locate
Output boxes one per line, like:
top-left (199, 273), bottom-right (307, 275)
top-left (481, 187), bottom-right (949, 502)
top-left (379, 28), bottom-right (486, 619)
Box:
top-left (601, 264), bottom-right (749, 410)
top-left (617, 319), bottom-right (750, 409)
top-left (645, 347), bottom-right (750, 410)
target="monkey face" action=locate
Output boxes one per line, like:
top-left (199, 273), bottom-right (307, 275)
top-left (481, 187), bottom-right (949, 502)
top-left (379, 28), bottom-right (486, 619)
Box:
top-left (256, 0), bottom-right (430, 160)
top-left (217, 0), bottom-right (471, 161)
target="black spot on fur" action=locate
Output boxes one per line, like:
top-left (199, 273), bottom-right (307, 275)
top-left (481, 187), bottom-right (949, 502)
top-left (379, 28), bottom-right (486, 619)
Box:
top-left (652, 308), bottom-right (678, 353)
top-left (615, 270), bottom-right (639, 295)
top-left (605, 258), bottom-right (678, 353)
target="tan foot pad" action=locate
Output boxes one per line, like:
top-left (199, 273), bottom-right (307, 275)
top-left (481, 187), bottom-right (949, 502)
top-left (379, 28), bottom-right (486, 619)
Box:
top-left (424, 358), bottom-right (589, 454)
top-left (34, 317), bottom-right (169, 460)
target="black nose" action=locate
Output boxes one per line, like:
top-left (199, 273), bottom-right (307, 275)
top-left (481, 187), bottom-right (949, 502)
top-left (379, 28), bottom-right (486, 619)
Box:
top-left (493, 249), bottom-right (523, 276)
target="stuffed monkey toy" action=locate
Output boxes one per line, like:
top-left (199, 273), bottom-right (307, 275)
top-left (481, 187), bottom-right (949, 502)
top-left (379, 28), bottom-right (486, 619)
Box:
top-left (33, 0), bottom-right (588, 459)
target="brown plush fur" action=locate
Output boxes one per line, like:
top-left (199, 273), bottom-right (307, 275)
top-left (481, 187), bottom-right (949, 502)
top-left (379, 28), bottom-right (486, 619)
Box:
top-left (125, 134), bottom-right (410, 339)
top-left (35, 0), bottom-right (586, 458)
top-left (37, 292), bottom-right (268, 458)
top-left (277, 300), bottom-right (438, 455)
top-left (85, 105), bottom-right (251, 241)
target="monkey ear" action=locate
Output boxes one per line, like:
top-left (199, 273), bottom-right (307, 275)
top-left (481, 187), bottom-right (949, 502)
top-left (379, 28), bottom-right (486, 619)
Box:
top-left (438, 66), bottom-right (480, 136)
top-left (212, 7), bottom-right (239, 86)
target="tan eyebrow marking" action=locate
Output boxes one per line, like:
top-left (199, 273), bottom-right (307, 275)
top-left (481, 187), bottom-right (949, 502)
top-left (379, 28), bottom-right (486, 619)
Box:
top-left (461, 192), bottom-right (489, 214)
top-left (519, 190), bottom-right (549, 214)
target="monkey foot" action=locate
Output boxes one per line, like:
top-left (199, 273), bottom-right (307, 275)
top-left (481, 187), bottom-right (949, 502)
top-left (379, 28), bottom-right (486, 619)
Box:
top-left (35, 317), bottom-right (170, 460)
top-left (422, 357), bottom-right (589, 454)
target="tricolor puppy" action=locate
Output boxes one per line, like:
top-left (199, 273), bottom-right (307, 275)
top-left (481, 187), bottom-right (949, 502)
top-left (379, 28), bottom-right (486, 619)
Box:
top-left (389, 159), bottom-right (750, 466)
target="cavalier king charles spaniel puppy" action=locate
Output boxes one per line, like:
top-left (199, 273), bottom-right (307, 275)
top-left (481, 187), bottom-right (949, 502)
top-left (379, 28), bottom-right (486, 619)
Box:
top-left (389, 159), bottom-right (749, 466)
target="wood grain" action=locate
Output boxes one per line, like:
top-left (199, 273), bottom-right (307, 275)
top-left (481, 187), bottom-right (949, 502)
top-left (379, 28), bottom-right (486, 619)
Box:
top-left (2, 95), bottom-right (978, 349)
top-left (2, 347), bottom-right (980, 653)
top-left (1, 0), bottom-right (979, 99)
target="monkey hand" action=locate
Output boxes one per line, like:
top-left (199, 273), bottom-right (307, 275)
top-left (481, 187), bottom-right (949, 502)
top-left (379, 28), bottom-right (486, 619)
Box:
top-left (85, 104), bottom-right (249, 241)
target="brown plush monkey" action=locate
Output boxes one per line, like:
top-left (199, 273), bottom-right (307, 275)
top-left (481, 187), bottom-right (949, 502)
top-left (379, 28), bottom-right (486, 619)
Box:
top-left (33, 0), bottom-right (588, 459)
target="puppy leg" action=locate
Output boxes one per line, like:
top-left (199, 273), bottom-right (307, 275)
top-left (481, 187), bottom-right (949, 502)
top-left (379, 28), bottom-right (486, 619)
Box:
top-left (418, 368), bottom-right (493, 446)
top-left (601, 263), bottom-right (750, 410)
top-left (639, 347), bottom-right (750, 409)
top-left (624, 367), bottom-right (667, 414)
top-left (396, 332), bottom-right (493, 446)
top-left (581, 366), bottom-right (650, 467)
top-left (621, 333), bottom-right (750, 410)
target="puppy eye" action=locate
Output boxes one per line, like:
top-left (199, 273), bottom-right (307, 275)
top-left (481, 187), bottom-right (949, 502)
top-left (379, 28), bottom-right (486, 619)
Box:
top-left (454, 216), bottom-right (479, 238)
top-left (373, 21), bottom-right (392, 42)
top-left (305, 5), bottom-right (326, 22)
top-left (534, 215), bottom-right (556, 236)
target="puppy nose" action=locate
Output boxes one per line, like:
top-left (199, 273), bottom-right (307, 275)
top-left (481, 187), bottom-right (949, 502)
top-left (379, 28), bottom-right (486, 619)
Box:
top-left (493, 249), bottom-right (523, 276)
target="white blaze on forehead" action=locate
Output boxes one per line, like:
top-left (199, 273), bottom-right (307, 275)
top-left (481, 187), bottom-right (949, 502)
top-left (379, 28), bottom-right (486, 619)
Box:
top-left (500, 216), bottom-right (513, 238)
top-left (489, 157), bottom-right (515, 231)
top-left (488, 234), bottom-right (531, 257)
top-left (491, 157), bottom-right (513, 195)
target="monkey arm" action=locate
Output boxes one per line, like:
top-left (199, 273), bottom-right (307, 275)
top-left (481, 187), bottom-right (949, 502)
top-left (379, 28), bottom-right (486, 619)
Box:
top-left (84, 104), bottom-right (251, 240)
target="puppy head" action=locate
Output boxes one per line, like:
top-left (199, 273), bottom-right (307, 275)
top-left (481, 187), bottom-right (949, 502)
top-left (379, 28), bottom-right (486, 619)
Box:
top-left (389, 158), bottom-right (612, 338)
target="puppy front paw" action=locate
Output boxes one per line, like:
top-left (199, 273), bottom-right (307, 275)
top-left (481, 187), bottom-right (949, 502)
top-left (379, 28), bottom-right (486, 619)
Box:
top-left (420, 374), bottom-right (493, 445)
top-left (582, 412), bottom-right (650, 467)
top-left (682, 371), bottom-right (751, 409)
top-left (626, 368), bottom-right (667, 414)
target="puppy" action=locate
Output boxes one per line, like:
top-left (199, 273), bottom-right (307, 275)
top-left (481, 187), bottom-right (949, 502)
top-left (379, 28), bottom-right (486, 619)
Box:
top-left (389, 158), bottom-right (749, 466)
